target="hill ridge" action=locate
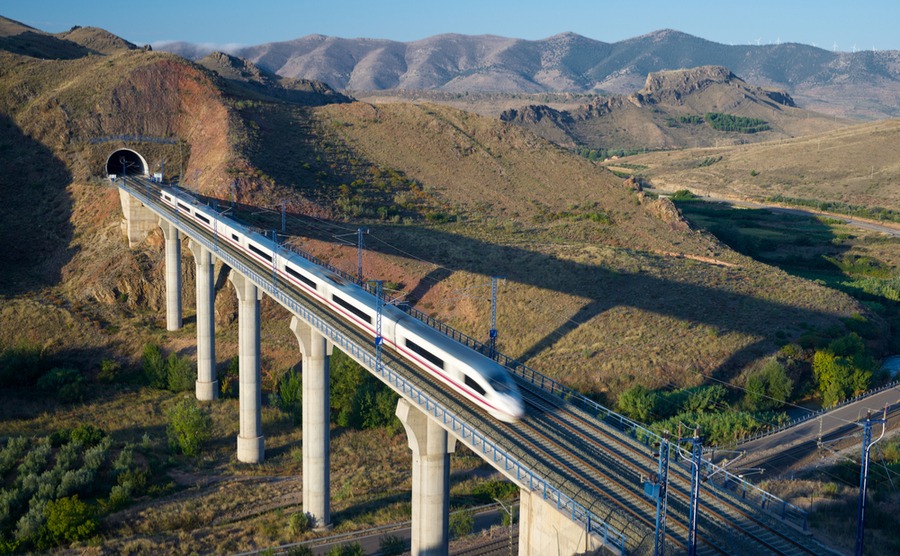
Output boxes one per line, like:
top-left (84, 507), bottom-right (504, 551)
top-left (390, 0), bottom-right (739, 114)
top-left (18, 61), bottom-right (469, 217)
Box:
top-left (156, 30), bottom-right (900, 119)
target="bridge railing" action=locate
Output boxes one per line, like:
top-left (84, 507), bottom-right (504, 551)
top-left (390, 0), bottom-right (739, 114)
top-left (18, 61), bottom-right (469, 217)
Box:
top-left (120, 177), bottom-right (627, 555)
top-left (178, 177), bottom-right (809, 533)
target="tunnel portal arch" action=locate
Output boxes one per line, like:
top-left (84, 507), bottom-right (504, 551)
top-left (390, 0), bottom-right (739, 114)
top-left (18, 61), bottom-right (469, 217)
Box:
top-left (105, 149), bottom-right (149, 178)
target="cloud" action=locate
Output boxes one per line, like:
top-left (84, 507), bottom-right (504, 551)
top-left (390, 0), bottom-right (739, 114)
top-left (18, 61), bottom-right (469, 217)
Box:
top-left (150, 40), bottom-right (245, 58)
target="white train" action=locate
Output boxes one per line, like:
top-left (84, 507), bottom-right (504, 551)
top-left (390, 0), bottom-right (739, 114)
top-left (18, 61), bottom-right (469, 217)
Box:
top-left (160, 187), bottom-right (525, 422)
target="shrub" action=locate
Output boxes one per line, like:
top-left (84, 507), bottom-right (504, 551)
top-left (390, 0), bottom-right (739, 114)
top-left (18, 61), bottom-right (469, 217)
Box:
top-left (617, 385), bottom-right (657, 423)
top-left (0, 344), bottom-right (46, 387)
top-left (36, 368), bottom-right (85, 403)
top-left (500, 504), bottom-right (518, 526)
top-left (70, 424), bottom-right (106, 448)
top-left (220, 356), bottom-right (239, 398)
top-left (43, 495), bottom-right (97, 546)
top-left (278, 370), bottom-right (303, 425)
top-left (166, 352), bottom-right (194, 392)
top-left (449, 509), bottom-right (474, 539)
top-left (472, 480), bottom-right (518, 502)
top-left (683, 385), bottom-right (727, 414)
top-left (813, 349), bottom-right (873, 407)
top-left (325, 543), bottom-right (363, 556)
top-left (288, 511), bottom-right (311, 535)
top-left (142, 344), bottom-right (167, 388)
top-left (379, 535), bottom-right (405, 555)
top-left (743, 359), bottom-right (793, 412)
top-left (98, 359), bottom-right (121, 383)
top-left (0, 437), bottom-right (29, 476)
top-left (286, 546), bottom-right (313, 556)
top-left (166, 397), bottom-right (212, 457)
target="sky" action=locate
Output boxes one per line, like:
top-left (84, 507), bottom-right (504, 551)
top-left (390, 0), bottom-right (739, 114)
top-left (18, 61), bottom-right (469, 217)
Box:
top-left (3, 0), bottom-right (899, 52)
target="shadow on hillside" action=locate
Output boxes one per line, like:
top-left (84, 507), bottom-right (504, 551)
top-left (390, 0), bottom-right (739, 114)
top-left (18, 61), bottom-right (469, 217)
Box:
top-left (675, 200), bottom-right (854, 286)
top-left (0, 31), bottom-right (92, 60)
top-left (0, 113), bottom-right (75, 296)
top-left (210, 197), bottom-right (854, 387)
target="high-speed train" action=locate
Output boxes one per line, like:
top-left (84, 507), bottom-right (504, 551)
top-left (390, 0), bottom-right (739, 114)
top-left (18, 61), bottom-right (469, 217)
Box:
top-left (160, 186), bottom-right (525, 422)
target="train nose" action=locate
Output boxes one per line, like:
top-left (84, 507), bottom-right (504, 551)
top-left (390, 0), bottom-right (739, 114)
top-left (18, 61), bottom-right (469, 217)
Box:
top-left (503, 395), bottom-right (525, 422)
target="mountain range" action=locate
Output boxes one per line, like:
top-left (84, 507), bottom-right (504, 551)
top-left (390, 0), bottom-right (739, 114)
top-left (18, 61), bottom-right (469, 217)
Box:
top-left (157, 29), bottom-right (900, 120)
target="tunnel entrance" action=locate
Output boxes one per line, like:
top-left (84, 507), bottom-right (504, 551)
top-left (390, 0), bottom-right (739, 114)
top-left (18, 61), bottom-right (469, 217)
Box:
top-left (105, 149), bottom-right (149, 178)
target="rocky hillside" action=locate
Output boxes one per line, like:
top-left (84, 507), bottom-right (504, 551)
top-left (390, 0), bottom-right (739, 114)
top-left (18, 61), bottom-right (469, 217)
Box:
top-left (0, 19), bottom-right (870, 395)
top-left (196, 51), bottom-right (352, 105)
top-left (499, 66), bottom-right (845, 150)
top-left (158, 29), bottom-right (900, 119)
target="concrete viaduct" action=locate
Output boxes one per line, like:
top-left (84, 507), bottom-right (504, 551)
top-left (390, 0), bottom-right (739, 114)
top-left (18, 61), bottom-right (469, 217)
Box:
top-left (113, 151), bottom-right (624, 556)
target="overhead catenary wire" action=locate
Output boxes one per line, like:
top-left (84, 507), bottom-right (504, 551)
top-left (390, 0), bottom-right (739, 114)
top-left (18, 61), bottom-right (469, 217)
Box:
top-left (234, 197), bottom-right (893, 444)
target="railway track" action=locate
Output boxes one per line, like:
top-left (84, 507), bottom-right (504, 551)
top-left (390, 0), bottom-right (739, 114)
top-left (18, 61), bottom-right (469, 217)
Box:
top-left (135, 180), bottom-right (832, 555)
top-left (520, 383), bottom-right (827, 555)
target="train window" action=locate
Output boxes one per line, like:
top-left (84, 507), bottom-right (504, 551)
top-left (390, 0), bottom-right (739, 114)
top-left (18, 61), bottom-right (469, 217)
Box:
top-left (405, 339), bottom-right (445, 370)
top-left (332, 294), bottom-right (372, 324)
top-left (231, 233), bottom-right (239, 242)
top-left (177, 202), bottom-right (191, 213)
top-left (248, 243), bottom-right (273, 262)
top-left (163, 194), bottom-right (172, 202)
top-left (195, 213), bottom-right (210, 224)
top-left (285, 264), bottom-right (317, 290)
top-left (465, 375), bottom-right (487, 396)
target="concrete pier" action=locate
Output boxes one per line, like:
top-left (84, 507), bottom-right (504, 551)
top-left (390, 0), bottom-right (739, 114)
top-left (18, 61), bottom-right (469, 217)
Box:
top-left (230, 272), bottom-right (264, 463)
top-left (189, 240), bottom-right (218, 401)
top-left (159, 219), bottom-right (182, 331)
top-left (518, 489), bottom-right (619, 556)
top-left (396, 399), bottom-right (456, 556)
top-left (289, 316), bottom-right (333, 530)
top-left (118, 189), bottom-right (157, 247)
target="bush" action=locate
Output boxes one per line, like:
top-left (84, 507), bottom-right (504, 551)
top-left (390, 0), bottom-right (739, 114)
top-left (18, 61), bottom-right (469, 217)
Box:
top-left (449, 509), bottom-right (474, 539)
top-left (278, 370), bottom-right (303, 425)
top-left (43, 495), bottom-right (97, 546)
top-left (142, 344), bottom-right (167, 388)
top-left (36, 368), bottom-right (85, 403)
top-left (500, 504), bottom-right (518, 526)
top-left (0, 344), bottom-right (46, 387)
top-left (813, 350), bottom-right (873, 407)
top-left (325, 543), bottom-right (363, 556)
top-left (379, 535), bottom-right (406, 555)
top-left (743, 359), bottom-right (793, 411)
top-left (472, 480), bottom-right (518, 502)
top-left (330, 350), bottom-right (398, 430)
top-left (166, 352), bottom-right (194, 392)
top-left (98, 359), bottom-right (121, 383)
top-left (617, 385), bottom-right (657, 423)
top-left (220, 356), bottom-right (239, 398)
top-left (69, 424), bottom-right (106, 448)
top-left (288, 511), bottom-right (311, 535)
top-left (166, 397), bottom-right (212, 457)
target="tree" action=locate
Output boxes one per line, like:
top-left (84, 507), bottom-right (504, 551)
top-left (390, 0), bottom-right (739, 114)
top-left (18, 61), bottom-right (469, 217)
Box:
top-left (166, 397), bottom-right (212, 457)
top-left (813, 350), bottom-right (872, 407)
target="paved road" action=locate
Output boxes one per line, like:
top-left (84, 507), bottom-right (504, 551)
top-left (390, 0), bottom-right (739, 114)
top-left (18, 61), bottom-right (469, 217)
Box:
top-left (730, 384), bottom-right (900, 478)
top-left (648, 188), bottom-right (900, 238)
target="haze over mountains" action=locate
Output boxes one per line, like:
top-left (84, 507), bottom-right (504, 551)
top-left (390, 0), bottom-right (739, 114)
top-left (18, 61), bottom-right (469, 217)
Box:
top-left (157, 29), bottom-right (900, 120)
